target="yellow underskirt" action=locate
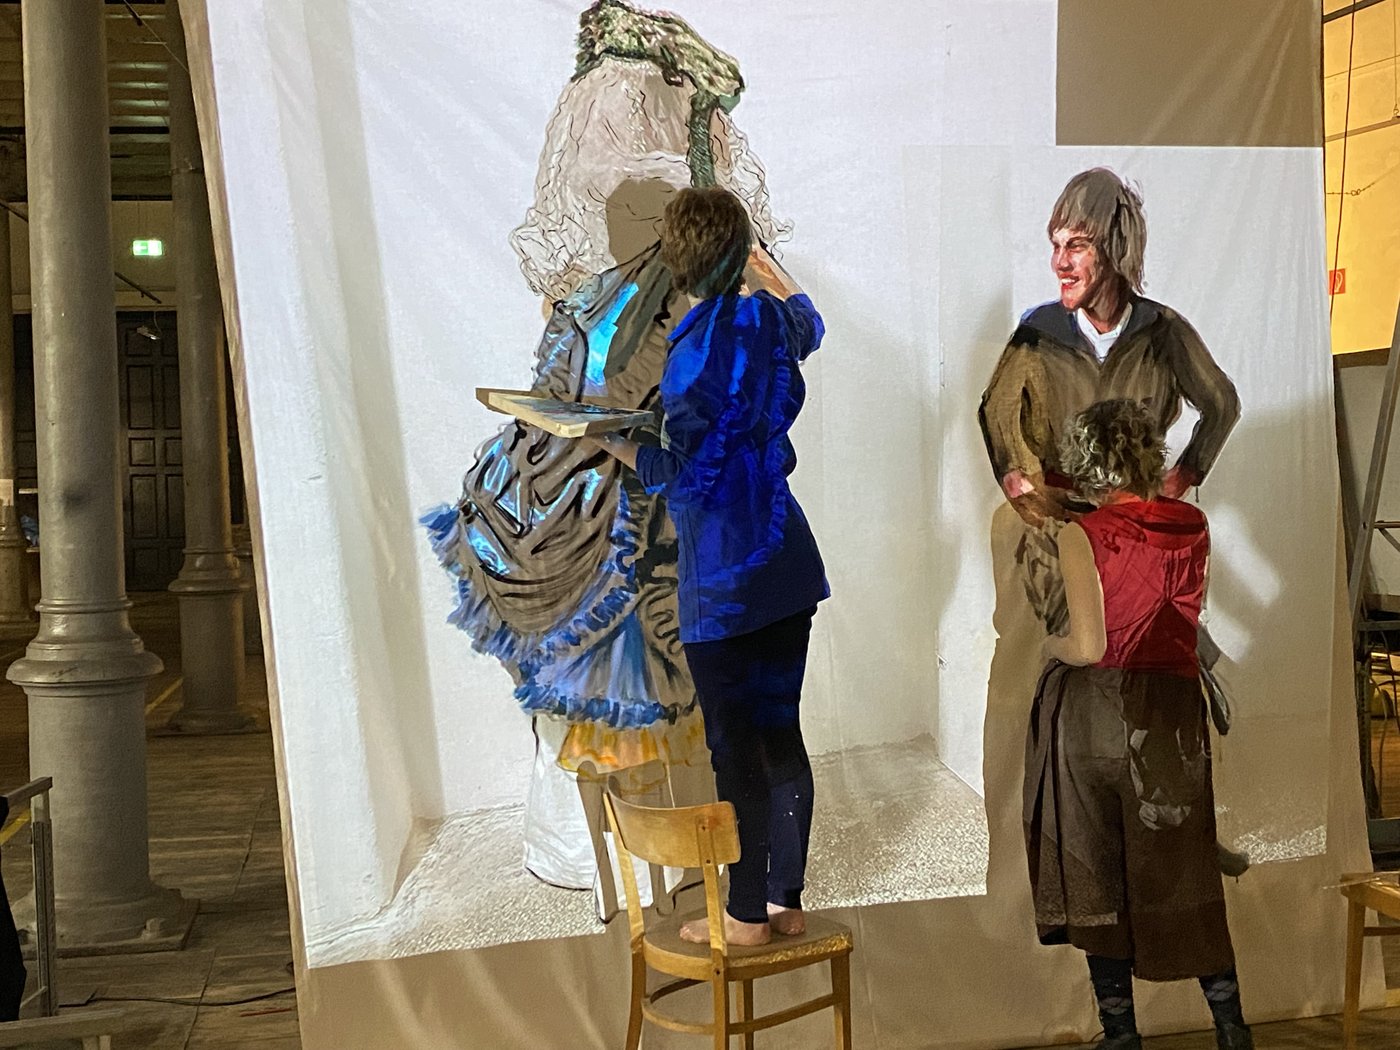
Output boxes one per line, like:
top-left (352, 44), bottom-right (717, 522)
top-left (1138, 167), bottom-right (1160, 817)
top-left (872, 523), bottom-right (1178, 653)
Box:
top-left (557, 707), bottom-right (708, 787)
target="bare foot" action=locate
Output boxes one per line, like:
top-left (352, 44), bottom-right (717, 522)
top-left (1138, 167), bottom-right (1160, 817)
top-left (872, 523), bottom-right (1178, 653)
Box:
top-left (679, 914), bottom-right (772, 947)
top-left (767, 903), bottom-right (806, 936)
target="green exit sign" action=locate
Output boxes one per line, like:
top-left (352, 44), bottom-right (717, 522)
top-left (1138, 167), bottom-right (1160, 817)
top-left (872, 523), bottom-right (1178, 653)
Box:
top-left (131, 239), bottom-right (164, 257)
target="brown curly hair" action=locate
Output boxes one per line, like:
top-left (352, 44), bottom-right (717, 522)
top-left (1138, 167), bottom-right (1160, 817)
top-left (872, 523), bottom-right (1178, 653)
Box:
top-left (1059, 398), bottom-right (1165, 499)
top-left (660, 187), bottom-right (751, 298)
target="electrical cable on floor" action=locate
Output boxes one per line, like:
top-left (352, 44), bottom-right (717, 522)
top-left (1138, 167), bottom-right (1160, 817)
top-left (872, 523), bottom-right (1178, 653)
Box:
top-left (87, 986), bottom-right (296, 1008)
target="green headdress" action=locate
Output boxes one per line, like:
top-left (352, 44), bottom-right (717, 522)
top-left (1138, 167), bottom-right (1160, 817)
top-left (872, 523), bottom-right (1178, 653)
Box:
top-left (574, 0), bottom-right (743, 186)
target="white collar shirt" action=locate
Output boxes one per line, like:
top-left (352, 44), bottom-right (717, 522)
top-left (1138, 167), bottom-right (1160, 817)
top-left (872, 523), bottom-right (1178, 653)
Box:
top-left (1076, 304), bottom-right (1132, 362)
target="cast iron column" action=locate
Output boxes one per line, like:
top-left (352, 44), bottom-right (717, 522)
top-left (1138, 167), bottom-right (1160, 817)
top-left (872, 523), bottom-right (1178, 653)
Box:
top-left (8, 0), bottom-right (187, 948)
top-left (166, 0), bottom-right (249, 733)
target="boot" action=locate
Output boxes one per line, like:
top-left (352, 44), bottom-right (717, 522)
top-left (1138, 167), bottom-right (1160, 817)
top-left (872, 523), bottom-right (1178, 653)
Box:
top-left (1095, 1035), bottom-right (1142, 1050)
top-left (1215, 1021), bottom-right (1254, 1049)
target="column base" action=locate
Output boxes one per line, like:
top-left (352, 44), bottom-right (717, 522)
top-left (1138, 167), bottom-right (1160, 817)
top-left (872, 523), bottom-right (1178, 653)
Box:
top-left (169, 556), bottom-right (252, 734)
top-left (14, 884), bottom-right (197, 957)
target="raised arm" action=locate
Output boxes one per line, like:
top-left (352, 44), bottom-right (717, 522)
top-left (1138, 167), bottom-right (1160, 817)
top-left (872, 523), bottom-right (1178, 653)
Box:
top-left (1043, 523), bottom-right (1107, 666)
top-left (745, 244), bottom-right (801, 300)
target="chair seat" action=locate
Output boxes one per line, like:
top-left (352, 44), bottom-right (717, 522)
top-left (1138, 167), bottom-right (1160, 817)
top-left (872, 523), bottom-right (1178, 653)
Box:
top-left (644, 908), bottom-right (852, 981)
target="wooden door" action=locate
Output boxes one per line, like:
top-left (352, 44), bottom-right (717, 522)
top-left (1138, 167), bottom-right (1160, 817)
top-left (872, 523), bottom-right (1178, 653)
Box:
top-left (119, 314), bottom-right (184, 590)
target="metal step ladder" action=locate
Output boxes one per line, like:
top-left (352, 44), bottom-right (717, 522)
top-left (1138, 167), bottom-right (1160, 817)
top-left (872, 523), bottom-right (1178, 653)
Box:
top-left (1342, 300), bottom-right (1400, 844)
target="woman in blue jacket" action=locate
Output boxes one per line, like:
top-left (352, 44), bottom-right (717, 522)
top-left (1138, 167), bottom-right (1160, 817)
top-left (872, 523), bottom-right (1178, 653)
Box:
top-left (589, 186), bottom-right (828, 946)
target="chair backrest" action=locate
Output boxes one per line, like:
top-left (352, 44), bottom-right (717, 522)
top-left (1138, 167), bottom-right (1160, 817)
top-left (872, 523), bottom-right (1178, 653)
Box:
top-left (604, 784), bottom-right (740, 869)
top-left (604, 779), bottom-right (740, 952)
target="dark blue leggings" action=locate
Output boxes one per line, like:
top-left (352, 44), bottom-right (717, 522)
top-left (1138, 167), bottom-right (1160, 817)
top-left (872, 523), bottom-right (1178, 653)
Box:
top-left (683, 608), bottom-right (815, 925)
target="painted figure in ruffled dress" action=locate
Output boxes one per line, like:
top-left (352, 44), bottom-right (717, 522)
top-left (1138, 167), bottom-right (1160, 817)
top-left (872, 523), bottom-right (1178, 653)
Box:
top-left (423, 0), bottom-right (787, 889)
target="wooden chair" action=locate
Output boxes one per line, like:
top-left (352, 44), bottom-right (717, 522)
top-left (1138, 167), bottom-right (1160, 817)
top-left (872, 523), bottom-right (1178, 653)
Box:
top-left (1340, 871), bottom-right (1400, 1050)
top-left (603, 781), bottom-right (853, 1049)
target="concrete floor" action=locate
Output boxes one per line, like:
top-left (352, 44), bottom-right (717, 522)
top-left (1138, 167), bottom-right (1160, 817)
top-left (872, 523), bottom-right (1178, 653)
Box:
top-left (0, 594), bottom-right (297, 1049)
top-left (0, 592), bottom-right (1395, 1048)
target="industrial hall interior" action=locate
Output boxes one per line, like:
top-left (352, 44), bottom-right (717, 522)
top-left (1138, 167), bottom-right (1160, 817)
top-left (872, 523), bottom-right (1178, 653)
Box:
top-left (5, 1), bottom-right (1400, 1049)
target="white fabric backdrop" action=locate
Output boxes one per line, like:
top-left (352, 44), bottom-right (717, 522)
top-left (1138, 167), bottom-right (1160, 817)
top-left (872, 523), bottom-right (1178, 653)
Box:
top-left (188, 2), bottom-right (1373, 1040)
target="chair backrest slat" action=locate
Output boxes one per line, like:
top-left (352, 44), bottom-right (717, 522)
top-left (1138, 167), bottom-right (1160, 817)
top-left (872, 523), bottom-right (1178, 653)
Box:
top-left (604, 784), bottom-right (740, 869)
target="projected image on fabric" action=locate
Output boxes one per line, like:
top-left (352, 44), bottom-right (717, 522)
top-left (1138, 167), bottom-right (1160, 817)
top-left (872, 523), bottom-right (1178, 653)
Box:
top-left (982, 173), bottom-right (1259, 974)
top-left (422, 0), bottom-right (751, 822)
top-left (979, 168), bottom-right (1245, 787)
top-left (400, 0), bottom-right (987, 960)
top-left (412, 0), bottom-right (756, 939)
top-left (960, 156), bottom-right (1330, 898)
top-left (201, 0), bottom-right (1341, 974)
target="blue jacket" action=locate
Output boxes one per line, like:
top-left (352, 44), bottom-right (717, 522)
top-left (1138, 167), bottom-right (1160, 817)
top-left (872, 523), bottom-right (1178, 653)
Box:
top-left (635, 290), bottom-right (829, 643)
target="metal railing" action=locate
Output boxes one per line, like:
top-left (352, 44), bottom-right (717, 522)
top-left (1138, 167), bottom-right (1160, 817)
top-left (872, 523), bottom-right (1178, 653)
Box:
top-left (1, 778), bottom-right (55, 1017)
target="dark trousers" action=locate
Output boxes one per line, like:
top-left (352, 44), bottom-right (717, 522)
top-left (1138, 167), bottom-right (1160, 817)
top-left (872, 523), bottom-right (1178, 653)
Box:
top-left (683, 608), bottom-right (815, 925)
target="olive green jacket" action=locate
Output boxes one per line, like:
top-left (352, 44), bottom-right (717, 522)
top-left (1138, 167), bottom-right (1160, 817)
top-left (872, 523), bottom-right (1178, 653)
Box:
top-left (978, 297), bottom-right (1240, 485)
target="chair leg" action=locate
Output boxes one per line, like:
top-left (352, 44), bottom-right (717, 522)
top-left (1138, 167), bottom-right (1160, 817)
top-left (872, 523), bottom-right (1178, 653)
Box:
top-left (831, 953), bottom-right (852, 1050)
top-left (738, 978), bottom-right (755, 1050)
top-left (577, 768), bottom-right (619, 920)
top-left (1344, 899), bottom-right (1365, 1050)
top-left (625, 952), bottom-right (646, 1050)
top-left (712, 974), bottom-right (730, 1050)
